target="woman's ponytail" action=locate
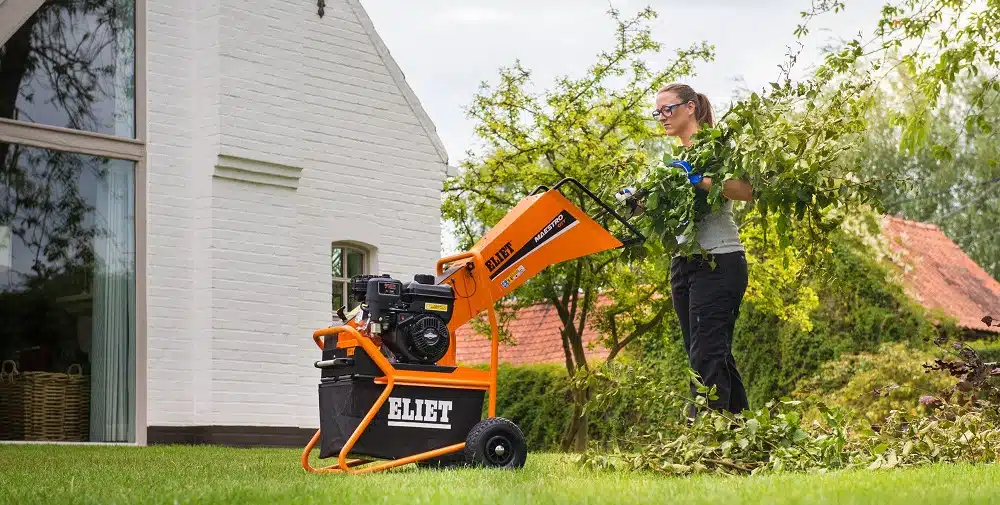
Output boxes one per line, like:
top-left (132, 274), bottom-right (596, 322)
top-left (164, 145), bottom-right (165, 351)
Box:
top-left (659, 83), bottom-right (715, 127)
top-left (695, 93), bottom-right (714, 127)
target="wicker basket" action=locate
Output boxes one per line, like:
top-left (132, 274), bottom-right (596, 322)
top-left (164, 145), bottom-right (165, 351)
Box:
top-left (0, 360), bottom-right (25, 441)
top-left (23, 364), bottom-right (90, 442)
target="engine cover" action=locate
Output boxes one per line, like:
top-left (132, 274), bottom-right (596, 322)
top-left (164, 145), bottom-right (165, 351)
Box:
top-left (387, 315), bottom-right (450, 364)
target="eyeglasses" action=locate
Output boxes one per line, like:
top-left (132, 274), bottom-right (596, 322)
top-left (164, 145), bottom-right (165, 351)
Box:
top-left (652, 102), bottom-right (691, 118)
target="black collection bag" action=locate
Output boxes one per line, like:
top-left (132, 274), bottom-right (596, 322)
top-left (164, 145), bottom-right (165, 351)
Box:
top-left (318, 378), bottom-right (485, 460)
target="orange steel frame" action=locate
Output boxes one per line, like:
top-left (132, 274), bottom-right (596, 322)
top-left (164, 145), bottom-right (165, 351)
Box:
top-left (300, 178), bottom-right (643, 474)
top-left (300, 251), bottom-right (500, 475)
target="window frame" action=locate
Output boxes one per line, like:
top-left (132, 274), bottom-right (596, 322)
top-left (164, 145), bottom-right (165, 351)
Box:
top-left (0, 0), bottom-right (147, 445)
top-left (331, 242), bottom-right (371, 315)
top-left (0, 0), bottom-right (47, 44)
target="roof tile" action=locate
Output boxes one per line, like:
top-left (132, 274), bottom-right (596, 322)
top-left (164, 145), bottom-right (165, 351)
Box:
top-left (882, 215), bottom-right (1000, 333)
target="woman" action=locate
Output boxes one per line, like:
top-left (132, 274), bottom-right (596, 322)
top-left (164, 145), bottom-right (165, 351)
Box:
top-left (644, 83), bottom-right (753, 417)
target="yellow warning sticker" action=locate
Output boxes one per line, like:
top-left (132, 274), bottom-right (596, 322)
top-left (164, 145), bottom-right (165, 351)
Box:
top-left (425, 303), bottom-right (448, 312)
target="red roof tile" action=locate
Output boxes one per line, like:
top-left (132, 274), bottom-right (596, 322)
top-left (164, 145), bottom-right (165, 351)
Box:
top-left (455, 298), bottom-right (610, 366)
top-left (882, 215), bottom-right (1000, 334)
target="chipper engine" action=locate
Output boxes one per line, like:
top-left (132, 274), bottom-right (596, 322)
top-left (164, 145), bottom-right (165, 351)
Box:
top-left (301, 178), bottom-right (644, 474)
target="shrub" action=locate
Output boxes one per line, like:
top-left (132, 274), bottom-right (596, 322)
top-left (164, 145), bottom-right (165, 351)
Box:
top-left (481, 357), bottom-right (691, 452)
top-left (969, 338), bottom-right (1000, 364)
top-left (477, 362), bottom-right (571, 452)
top-left (791, 342), bottom-right (957, 424)
top-left (732, 230), bottom-right (956, 407)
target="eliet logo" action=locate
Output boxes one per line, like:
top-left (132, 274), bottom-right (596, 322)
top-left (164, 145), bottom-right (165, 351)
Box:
top-left (485, 242), bottom-right (514, 272)
top-left (387, 396), bottom-right (454, 430)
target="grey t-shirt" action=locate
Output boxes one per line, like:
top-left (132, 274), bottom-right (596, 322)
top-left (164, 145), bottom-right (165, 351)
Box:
top-left (675, 199), bottom-right (744, 255)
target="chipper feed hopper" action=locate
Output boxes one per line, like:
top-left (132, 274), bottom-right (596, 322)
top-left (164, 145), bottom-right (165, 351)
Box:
top-left (301, 178), bottom-right (644, 474)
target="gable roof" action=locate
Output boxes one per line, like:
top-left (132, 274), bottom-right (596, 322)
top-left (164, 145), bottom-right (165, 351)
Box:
top-left (346, 0), bottom-right (449, 167)
top-left (455, 216), bottom-right (1000, 365)
top-left (882, 215), bottom-right (1000, 334)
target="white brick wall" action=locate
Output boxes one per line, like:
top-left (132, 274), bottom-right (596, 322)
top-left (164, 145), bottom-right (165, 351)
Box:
top-left (146, 0), bottom-right (199, 426)
top-left (145, 0), bottom-right (448, 429)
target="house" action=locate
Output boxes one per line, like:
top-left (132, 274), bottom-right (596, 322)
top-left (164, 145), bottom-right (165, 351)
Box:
top-left (456, 215), bottom-right (1000, 366)
top-left (0, 0), bottom-right (448, 446)
top-left (882, 215), bottom-right (1000, 338)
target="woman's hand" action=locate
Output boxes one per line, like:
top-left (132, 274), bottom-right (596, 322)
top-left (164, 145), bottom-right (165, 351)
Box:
top-left (668, 160), bottom-right (754, 202)
top-left (695, 177), bottom-right (753, 202)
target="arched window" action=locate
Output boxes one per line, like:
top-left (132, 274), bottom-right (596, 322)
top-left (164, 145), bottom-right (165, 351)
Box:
top-left (331, 242), bottom-right (371, 314)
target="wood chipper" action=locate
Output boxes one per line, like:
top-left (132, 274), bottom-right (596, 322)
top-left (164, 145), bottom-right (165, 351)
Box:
top-left (301, 178), bottom-right (645, 474)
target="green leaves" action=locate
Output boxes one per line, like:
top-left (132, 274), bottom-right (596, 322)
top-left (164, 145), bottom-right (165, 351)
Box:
top-left (442, 7), bottom-right (718, 449)
top-left (581, 360), bottom-right (1000, 476)
top-left (634, 63), bottom-right (881, 258)
top-left (578, 319), bottom-right (1000, 477)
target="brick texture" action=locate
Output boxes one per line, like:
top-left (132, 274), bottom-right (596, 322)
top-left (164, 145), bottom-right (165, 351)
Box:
top-left (145, 0), bottom-right (448, 429)
top-left (455, 298), bottom-right (611, 366)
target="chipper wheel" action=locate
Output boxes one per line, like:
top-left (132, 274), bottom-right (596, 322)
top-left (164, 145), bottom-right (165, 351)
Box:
top-left (463, 417), bottom-right (527, 469)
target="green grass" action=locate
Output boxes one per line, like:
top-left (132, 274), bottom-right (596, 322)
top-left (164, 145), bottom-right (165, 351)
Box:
top-left (2, 444), bottom-right (1000, 504)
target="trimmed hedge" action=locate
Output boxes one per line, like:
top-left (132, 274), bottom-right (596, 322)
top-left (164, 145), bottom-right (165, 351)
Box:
top-left (479, 359), bottom-right (687, 452)
top-left (791, 341), bottom-right (957, 423)
top-left (490, 363), bottom-right (572, 451)
top-left (732, 233), bottom-right (957, 407)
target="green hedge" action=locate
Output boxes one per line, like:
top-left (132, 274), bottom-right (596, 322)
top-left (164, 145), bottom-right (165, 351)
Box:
top-left (732, 234), bottom-right (957, 407)
top-left (790, 341), bottom-right (956, 423)
top-left (970, 338), bottom-right (1000, 363)
top-left (489, 363), bottom-right (572, 451)
top-left (481, 359), bottom-right (688, 452)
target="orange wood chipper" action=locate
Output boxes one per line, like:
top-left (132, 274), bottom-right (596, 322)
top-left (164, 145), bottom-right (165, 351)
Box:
top-left (301, 178), bottom-right (645, 474)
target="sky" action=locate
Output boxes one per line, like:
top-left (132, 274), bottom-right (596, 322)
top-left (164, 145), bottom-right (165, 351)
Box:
top-left (359, 0), bottom-right (887, 165)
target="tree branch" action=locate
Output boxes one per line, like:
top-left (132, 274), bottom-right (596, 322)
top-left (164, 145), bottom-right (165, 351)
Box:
top-left (606, 301), bottom-right (671, 360)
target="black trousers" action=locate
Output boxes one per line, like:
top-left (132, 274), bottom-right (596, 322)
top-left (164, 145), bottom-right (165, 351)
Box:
top-left (670, 250), bottom-right (750, 417)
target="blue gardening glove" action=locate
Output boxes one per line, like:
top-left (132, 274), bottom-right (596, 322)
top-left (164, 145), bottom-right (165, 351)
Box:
top-left (668, 160), bottom-right (703, 185)
top-left (614, 187), bottom-right (644, 218)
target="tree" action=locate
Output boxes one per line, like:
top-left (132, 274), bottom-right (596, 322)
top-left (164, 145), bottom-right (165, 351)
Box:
top-left (1, 0), bottom-right (123, 288)
top-left (859, 68), bottom-right (1000, 280)
top-left (442, 7), bottom-right (713, 451)
top-left (830, 1), bottom-right (1000, 281)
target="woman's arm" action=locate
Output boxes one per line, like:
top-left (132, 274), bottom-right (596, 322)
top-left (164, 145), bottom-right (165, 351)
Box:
top-left (695, 177), bottom-right (753, 202)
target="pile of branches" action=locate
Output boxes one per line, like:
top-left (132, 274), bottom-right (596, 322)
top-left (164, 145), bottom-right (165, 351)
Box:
top-left (576, 321), bottom-right (1000, 476)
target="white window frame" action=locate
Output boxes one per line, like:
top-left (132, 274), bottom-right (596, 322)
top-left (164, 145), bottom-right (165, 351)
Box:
top-left (331, 242), bottom-right (372, 315)
top-left (0, 0), bottom-right (48, 44)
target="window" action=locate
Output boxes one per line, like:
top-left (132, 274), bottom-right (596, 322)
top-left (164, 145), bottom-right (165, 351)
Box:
top-left (332, 243), bottom-right (369, 314)
top-left (1, 143), bottom-right (136, 442)
top-left (0, 0), bottom-right (142, 444)
top-left (1, 0), bottom-right (137, 137)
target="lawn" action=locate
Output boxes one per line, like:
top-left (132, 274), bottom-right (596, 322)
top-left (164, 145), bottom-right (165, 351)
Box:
top-left (2, 444), bottom-right (999, 505)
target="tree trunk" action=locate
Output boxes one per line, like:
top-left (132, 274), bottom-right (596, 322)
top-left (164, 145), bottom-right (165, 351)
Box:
top-left (560, 374), bottom-right (591, 452)
top-left (572, 385), bottom-right (589, 452)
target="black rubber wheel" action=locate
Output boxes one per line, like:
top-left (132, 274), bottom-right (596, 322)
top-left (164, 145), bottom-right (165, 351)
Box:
top-left (463, 417), bottom-right (527, 469)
